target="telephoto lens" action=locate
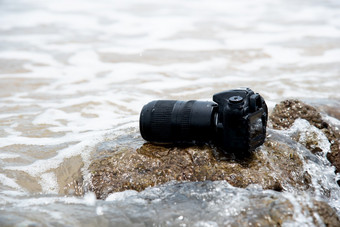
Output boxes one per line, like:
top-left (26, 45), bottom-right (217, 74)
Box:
top-left (139, 88), bottom-right (268, 154)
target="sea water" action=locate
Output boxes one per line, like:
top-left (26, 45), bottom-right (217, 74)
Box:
top-left (0, 0), bottom-right (340, 226)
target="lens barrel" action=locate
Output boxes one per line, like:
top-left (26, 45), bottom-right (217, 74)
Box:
top-left (140, 100), bottom-right (216, 144)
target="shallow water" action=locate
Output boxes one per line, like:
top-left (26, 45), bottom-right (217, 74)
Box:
top-left (0, 0), bottom-right (340, 226)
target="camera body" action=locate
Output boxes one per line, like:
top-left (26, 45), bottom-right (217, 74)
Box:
top-left (213, 88), bottom-right (268, 154)
top-left (140, 88), bottom-right (268, 154)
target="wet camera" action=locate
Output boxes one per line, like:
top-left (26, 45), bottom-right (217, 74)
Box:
top-left (139, 88), bottom-right (268, 154)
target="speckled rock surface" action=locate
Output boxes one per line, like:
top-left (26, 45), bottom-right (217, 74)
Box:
top-left (89, 124), bottom-right (339, 201)
top-left (270, 100), bottom-right (340, 180)
top-left (312, 200), bottom-right (340, 227)
top-left (88, 100), bottom-right (340, 199)
top-left (101, 181), bottom-right (338, 227)
top-left (89, 139), bottom-right (301, 199)
top-left (86, 99), bottom-right (340, 226)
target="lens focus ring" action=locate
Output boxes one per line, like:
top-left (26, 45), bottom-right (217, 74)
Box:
top-left (140, 100), bottom-right (216, 144)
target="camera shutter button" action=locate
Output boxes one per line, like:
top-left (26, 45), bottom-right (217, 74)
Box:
top-left (229, 96), bottom-right (243, 103)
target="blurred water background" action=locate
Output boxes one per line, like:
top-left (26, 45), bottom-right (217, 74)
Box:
top-left (0, 0), bottom-right (340, 226)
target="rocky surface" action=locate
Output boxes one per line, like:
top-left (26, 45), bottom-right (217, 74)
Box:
top-left (312, 200), bottom-right (340, 227)
top-left (87, 99), bottom-right (340, 226)
top-left (101, 181), bottom-right (338, 227)
top-left (89, 100), bottom-right (339, 198)
top-left (90, 140), bottom-right (286, 198)
top-left (270, 100), bottom-right (340, 182)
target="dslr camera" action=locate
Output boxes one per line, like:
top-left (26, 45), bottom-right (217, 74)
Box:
top-left (139, 88), bottom-right (268, 154)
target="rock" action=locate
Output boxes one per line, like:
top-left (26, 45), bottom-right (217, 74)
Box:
top-left (89, 100), bottom-right (340, 199)
top-left (328, 151), bottom-right (340, 185)
top-left (270, 100), bottom-right (340, 182)
top-left (312, 200), bottom-right (340, 227)
top-left (98, 180), bottom-right (339, 226)
top-left (88, 100), bottom-right (340, 198)
top-left (88, 127), bottom-right (334, 200)
top-left (86, 99), bottom-right (340, 226)
top-left (90, 135), bottom-right (309, 200)
top-left (270, 99), bottom-right (324, 129)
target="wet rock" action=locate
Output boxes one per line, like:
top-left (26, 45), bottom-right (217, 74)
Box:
top-left (113, 181), bottom-right (336, 226)
top-left (270, 100), bottom-right (324, 129)
top-left (328, 151), bottom-right (340, 186)
top-left (89, 139), bottom-right (285, 199)
top-left (312, 200), bottom-right (340, 227)
top-left (2, 181), bottom-right (338, 226)
top-left (89, 128), bottom-right (334, 200)
top-left (88, 100), bottom-right (340, 199)
top-left (86, 99), bottom-right (340, 225)
top-left (270, 100), bottom-right (340, 179)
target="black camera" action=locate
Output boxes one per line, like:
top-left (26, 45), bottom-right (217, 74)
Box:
top-left (139, 88), bottom-right (268, 154)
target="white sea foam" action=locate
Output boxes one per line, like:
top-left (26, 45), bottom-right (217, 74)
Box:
top-left (281, 119), bottom-right (340, 211)
top-left (106, 190), bottom-right (139, 202)
top-left (84, 192), bottom-right (97, 206)
top-left (0, 153), bottom-right (21, 159)
top-left (40, 172), bottom-right (59, 194)
top-left (0, 174), bottom-right (23, 191)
